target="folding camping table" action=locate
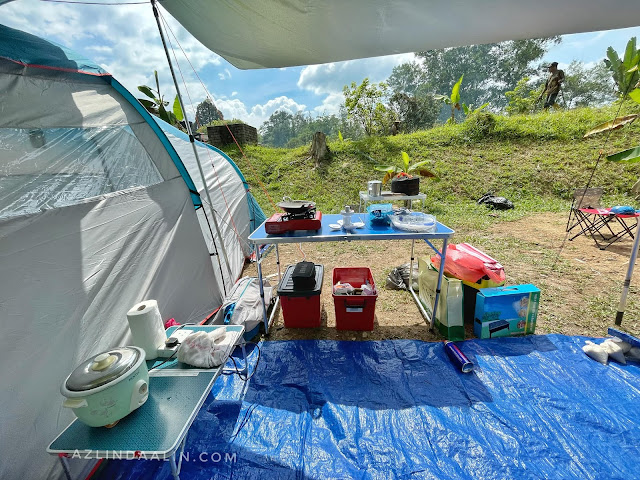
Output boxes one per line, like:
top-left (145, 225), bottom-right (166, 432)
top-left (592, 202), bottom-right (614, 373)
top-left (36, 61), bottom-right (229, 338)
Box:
top-left (47, 325), bottom-right (246, 480)
top-left (248, 213), bottom-right (455, 333)
top-left (569, 207), bottom-right (640, 250)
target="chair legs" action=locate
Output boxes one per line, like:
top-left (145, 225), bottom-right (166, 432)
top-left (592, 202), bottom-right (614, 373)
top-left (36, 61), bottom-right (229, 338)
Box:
top-left (570, 211), bottom-right (638, 250)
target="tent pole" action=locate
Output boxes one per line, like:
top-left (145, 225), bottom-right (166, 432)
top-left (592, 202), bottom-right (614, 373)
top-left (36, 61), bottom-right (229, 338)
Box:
top-left (615, 218), bottom-right (640, 325)
top-left (151, 0), bottom-right (233, 285)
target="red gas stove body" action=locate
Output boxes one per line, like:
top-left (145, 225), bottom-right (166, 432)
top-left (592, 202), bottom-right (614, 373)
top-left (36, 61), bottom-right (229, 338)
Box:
top-left (265, 211), bottom-right (323, 234)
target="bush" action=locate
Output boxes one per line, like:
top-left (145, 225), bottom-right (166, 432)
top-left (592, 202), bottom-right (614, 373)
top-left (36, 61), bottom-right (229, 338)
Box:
top-left (463, 112), bottom-right (496, 140)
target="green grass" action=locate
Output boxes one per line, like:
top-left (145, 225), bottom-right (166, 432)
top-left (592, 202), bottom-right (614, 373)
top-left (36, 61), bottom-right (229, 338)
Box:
top-left (223, 104), bottom-right (640, 225)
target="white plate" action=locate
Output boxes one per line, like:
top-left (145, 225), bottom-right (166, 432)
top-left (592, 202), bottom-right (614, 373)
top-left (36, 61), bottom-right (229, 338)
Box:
top-left (329, 223), bottom-right (341, 230)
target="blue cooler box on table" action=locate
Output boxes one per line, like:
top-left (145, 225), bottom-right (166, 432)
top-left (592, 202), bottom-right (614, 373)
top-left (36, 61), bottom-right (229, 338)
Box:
top-left (474, 284), bottom-right (540, 339)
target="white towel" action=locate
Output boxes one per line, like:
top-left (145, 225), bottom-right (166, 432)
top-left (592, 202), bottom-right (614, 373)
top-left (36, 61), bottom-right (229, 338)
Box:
top-left (602, 339), bottom-right (627, 364)
top-left (583, 341), bottom-right (608, 365)
top-left (177, 329), bottom-right (233, 368)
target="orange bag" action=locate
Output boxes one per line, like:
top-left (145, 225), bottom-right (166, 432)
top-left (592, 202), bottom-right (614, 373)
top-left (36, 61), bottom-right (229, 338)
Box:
top-left (431, 243), bottom-right (505, 284)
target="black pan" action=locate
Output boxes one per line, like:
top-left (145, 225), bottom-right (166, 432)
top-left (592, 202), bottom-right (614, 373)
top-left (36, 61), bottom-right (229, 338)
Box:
top-left (277, 198), bottom-right (315, 214)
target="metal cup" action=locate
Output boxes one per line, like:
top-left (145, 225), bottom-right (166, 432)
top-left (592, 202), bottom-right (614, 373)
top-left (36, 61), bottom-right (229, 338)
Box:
top-left (368, 180), bottom-right (382, 197)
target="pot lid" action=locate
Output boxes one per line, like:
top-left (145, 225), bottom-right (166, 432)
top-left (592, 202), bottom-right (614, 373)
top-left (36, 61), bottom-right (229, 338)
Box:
top-left (277, 196), bottom-right (315, 213)
top-left (65, 347), bottom-right (140, 392)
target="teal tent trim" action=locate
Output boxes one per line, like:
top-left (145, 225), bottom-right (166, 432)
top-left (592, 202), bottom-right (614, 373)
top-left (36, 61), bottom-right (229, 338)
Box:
top-left (110, 80), bottom-right (203, 209)
top-left (0, 23), bottom-right (109, 76)
top-left (153, 118), bottom-right (266, 231)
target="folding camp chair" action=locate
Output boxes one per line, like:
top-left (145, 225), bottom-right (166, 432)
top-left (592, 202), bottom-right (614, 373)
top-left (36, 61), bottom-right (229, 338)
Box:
top-left (566, 187), bottom-right (603, 233)
top-left (569, 206), bottom-right (640, 250)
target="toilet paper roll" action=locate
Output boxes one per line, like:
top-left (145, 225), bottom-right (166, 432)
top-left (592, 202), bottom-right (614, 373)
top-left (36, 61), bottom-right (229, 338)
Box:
top-left (127, 300), bottom-right (166, 360)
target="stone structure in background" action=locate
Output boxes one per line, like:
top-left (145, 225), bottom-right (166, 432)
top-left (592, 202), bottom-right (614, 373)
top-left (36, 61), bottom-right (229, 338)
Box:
top-left (207, 123), bottom-right (258, 148)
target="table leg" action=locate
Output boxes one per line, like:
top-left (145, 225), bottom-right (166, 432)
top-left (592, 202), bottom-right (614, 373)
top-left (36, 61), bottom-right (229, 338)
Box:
top-left (431, 239), bottom-right (448, 327)
top-left (255, 246), bottom-right (269, 334)
top-left (408, 238), bottom-right (448, 329)
top-left (59, 455), bottom-right (72, 480)
top-left (409, 240), bottom-right (431, 325)
top-left (169, 434), bottom-right (188, 480)
top-left (240, 342), bottom-right (248, 376)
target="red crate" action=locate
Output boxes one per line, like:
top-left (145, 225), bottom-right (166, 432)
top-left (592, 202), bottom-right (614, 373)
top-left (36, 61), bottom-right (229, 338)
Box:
top-left (280, 296), bottom-right (321, 328)
top-left (332, 267), bottom-right (377, 331)
top-left (278, 264), bottom-right (324, 328)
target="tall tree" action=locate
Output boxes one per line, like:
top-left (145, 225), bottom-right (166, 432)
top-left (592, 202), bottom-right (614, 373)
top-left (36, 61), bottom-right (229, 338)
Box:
top-left (195, 98), bottom-right (224, 126)
top-left (389, 37), bottom-right (560, 117)
top-left (343, 78), bottom-right (393, 136)
top-left (562, 61), bottom-right (616, 108)
top-left (389, 90), bottom-right (439, 132)
top-left (259, 110), bottom-right (295, 147)
top-left (387, 62), bottom-right (425, 95)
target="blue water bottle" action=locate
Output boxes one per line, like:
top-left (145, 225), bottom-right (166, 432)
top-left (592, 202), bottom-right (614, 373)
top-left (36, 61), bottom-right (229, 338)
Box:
top-left (444, 341), bottom-right (474, 373)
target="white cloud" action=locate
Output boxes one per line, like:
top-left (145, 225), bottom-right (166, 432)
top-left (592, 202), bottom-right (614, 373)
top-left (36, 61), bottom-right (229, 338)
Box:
top-left (0, 0), bottom-right (222, 106)
top-left (297, 53), bottom-right (415, 96)
top-left (216, 96), bottom-right (306, 127)
top-left (312, 93), bottom-right (344, 117)
top-left (218, 68), bottom-right (232, 80)
top-left (231, 91), bottom-right (238, 96)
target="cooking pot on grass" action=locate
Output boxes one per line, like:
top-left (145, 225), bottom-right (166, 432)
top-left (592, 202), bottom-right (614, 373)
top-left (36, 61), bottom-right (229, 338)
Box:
top-left (61, 346), bottom-right (149, 427)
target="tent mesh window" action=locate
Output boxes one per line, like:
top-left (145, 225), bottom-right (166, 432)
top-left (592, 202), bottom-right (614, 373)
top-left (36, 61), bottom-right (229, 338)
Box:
top-left (0, 126), bottom-right (163, 219)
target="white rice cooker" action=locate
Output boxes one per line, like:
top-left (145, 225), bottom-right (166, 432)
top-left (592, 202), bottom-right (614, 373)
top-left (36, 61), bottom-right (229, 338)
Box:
top-left (61, 346), bottom-right (149, 427)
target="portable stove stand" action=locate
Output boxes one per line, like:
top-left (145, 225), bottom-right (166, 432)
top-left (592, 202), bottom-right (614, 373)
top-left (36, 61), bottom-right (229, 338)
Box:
top-left (248, 213), bottom-right (455, 334)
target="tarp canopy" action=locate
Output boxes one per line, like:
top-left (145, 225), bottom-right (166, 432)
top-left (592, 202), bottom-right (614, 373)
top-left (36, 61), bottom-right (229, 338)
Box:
top-left (160, 0), bottom-right (640, 69)
top-left (96, 335), bottom-right (640, 479)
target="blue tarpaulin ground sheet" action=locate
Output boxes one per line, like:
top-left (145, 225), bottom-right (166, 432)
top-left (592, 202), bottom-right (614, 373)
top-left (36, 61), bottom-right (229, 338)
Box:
top-left (96, 335), bottom-right (640, 479)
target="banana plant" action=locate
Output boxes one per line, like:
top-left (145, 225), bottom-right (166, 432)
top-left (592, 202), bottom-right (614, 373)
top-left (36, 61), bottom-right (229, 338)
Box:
top-left (374, 151), bottom-right (439, 185)
top-left (604, 37), bottom-right (640, 98)
top-left (435, 74), bottom-right (464, 124)
top-left (584, 59), bottom-right (640, 164)
top-left (462, 102), bottom-right (489, 116)
top-left (137, 71), bottom-right (183, 126)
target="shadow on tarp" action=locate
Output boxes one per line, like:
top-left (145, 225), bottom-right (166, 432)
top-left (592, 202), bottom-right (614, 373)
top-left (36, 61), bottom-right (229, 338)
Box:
top-left (94, 335), bottom-right (640, 480)
top-left (241, 339), bottom-right (493, 413)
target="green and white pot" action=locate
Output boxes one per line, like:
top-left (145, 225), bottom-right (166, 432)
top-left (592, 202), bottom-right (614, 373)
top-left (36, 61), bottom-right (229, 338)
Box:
top-left (61, 346), bottom-right (149, 427)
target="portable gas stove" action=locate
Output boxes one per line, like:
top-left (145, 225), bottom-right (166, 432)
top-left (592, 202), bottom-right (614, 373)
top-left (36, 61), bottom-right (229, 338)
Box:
top-left (265, 197), bottom-right (322, 234)
top-left (265, 210), bottom-right (322, 234)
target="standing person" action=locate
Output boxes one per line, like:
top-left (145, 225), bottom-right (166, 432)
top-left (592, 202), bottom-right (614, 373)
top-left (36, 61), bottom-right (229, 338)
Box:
top-left (539, 62), bottom-right (564, 109)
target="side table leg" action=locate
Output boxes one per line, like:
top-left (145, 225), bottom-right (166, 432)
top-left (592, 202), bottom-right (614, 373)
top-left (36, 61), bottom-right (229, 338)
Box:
top-left (240, 342), bottom-right (248, 376)
top-left (59, 455), bottom-right (73, 480)
top-left (169, 434), bottom-right (188, 480)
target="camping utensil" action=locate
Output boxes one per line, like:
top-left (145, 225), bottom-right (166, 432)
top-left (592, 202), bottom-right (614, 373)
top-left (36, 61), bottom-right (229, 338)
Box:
top-left (368, 180), bottom-right (382, 197)
top-left (277, 196), bottom-right (316, 214)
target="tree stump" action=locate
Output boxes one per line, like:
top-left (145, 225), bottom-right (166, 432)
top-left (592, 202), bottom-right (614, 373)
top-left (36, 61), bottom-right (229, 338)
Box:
top-left (310, 131), bottom-right (331, 165)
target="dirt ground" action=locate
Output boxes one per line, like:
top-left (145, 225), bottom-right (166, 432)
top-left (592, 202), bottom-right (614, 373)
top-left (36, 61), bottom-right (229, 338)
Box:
top-left (243, 213), bottom-right (640, 342)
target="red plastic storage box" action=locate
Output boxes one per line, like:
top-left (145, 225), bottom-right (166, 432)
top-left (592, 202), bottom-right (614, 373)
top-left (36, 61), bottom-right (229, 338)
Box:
top-left (278, 264), bottom-right (324, 328)
top-left (332, 267), bottom-right (377, 331)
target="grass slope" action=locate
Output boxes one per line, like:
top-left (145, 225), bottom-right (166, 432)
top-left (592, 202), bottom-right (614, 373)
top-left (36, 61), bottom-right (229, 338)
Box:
top-left (222, 104), bottom-right (640, 339)
top-left (224, 104), bottom-right (640, 231)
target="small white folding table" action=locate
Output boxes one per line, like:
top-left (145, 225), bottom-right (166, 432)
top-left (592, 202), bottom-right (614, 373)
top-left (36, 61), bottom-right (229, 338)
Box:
top-left (47, 324), bottom-right (246, 480)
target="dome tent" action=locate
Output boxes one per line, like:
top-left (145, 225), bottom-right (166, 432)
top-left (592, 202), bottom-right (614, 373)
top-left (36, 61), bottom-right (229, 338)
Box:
top-left (0, 23), bottom-right (263, 480)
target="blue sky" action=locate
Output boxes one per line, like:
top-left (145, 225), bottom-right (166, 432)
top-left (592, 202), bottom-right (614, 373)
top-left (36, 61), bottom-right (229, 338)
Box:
top-left (2, 0), bottom-right (640, 128)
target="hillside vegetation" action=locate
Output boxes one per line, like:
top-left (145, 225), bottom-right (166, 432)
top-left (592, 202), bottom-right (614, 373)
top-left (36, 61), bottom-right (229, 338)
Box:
top-left (224, 104), bottom-right (640, 232)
